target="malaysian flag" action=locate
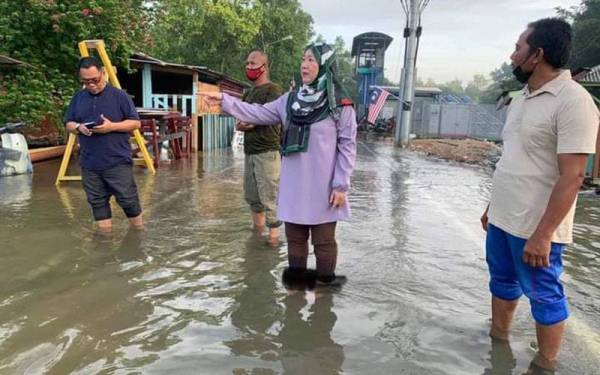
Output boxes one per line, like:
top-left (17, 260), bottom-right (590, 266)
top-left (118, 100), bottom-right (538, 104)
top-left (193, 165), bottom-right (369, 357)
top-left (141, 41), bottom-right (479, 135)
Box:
top-left (367, 87), bottom-right (390, 124)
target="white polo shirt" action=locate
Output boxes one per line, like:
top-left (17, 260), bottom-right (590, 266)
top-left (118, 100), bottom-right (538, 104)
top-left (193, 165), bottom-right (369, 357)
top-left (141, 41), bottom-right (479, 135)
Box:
top-left (488, 70), bottom-right (599, 243)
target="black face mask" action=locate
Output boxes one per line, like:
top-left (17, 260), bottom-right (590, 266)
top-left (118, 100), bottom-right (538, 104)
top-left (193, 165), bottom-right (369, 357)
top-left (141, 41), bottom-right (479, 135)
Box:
top-left (512, 50), bottom-right (538, 84)
top-left (512, 65), bottom-right (532, 84)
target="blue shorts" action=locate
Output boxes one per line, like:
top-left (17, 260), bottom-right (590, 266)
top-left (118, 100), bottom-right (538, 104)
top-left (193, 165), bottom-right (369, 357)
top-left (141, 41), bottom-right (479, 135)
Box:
top-left (486, 224), bottom-right (569, 325)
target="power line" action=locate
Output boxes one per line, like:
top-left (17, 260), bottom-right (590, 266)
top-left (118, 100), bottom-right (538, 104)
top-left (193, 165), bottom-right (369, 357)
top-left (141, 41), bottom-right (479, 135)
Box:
top-left (399, 0), bottom-right (409, 16)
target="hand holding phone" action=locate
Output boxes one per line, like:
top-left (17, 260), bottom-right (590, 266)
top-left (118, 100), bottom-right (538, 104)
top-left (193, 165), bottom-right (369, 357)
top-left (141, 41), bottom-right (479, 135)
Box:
top-left (90, 114), bottom-right (117, 134)
top-left (81, 121), bottom-right (97, 129)
top-left (76, 122), bottom-right (93, 136)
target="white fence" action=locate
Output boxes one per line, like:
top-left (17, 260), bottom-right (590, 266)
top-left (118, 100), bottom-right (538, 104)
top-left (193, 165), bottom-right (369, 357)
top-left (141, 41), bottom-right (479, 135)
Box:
top-left (151, 94), bottom-right (195, 117)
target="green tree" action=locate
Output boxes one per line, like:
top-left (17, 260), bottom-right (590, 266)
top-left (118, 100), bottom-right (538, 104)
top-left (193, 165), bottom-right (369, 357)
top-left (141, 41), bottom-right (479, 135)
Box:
top-left (150, 0), bottom-right (262, 79)
top-left (147, 0), bottom-right (208, 65)
top-left (149, 0), bottom-right (313, 85)
top-left (557, 1), bottom-right (600, 102)
top-left (0, 0), bottom-right (152, 127)
top-left (480, 62), bottom-right (522, 104)
top-left (414, 77), bottom-right (440, 88)
top-left (331, 36), bottom-right (358, 103)
top-left (314, 34), bottom-right (326, 44)
top-left (382, 77), bottom-right (399, 87)
top-left (253, 0), bottom-right (313, 86)
top-left (557, 0), bottom-right (600, 69)
top-left (464, 73), bottom-right (490, 103)
top-left (424, 77), bottom-right (437, 87)
top-left (438, 79), bottom-right (465, 97)
top-left (415, 75), bottom-right (493, 102)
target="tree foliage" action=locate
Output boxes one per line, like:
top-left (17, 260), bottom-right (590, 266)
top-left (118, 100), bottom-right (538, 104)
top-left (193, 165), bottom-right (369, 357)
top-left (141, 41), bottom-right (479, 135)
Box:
top-left (0, 0), bottom-right (152, 126)
top-left (331, 36), bottom-right (357, 103)
top-left (558, 0), bottom-right (600, 69)
top-left (438, 79), bottom-right (465, 97)
top-left (464, 74), bottom-right (490, 103)
top-left (149, 0), bottom-right (314, 85)
top-left (478, 62), bottom-right (522, 104)
top-left (416, 70), bottom-right (511, 104)
top-left (252, 0), bottom-right (314, 85)
top-left (0, 0), bottom-right (314, 128)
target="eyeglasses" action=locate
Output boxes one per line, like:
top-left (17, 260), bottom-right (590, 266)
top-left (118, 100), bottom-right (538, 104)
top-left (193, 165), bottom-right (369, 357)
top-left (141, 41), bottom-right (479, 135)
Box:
top-left (80, 76), bottom-right (103, 85)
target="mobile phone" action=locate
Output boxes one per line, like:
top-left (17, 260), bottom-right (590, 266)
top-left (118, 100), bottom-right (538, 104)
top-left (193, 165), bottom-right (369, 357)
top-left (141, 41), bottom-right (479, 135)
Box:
top-left (81, 121), bottom-right (97, 129)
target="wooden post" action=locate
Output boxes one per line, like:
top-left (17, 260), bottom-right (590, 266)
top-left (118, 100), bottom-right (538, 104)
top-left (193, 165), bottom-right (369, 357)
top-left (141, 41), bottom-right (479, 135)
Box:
top-left (192, 72), bottom-right (199, 152)
top-left (142, 63), bottom-right (153, 108)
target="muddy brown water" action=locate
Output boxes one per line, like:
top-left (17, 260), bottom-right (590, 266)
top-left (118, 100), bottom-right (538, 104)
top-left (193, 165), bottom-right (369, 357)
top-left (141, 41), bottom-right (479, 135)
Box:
top-left (0, 139), bottom-right (598, 374)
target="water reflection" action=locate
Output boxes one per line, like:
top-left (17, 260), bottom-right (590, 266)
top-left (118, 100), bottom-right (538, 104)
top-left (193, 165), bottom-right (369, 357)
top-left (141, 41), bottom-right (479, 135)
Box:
top-left (0, 173), bottom-right (32, 210)
top-left (278, 291), bottom-right (344, 375)
top-left (226, 234), bottom-right (284, 364)
top-left (482, 338), bottom-right (516, 375)
top-left (0, 227), bottom-right (153, 374)
top-left (1, 142), bottom-right (599, 374)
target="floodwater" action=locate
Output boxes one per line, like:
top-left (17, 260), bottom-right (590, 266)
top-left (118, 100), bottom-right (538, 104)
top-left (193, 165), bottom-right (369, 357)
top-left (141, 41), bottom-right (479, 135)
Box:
top-left (0, 138), bottom-right (599, 374)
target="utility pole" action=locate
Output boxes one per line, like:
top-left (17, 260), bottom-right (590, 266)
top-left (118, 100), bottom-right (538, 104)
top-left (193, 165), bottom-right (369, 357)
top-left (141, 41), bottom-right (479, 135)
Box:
top-left (395, 0), bottom-right (428, 147)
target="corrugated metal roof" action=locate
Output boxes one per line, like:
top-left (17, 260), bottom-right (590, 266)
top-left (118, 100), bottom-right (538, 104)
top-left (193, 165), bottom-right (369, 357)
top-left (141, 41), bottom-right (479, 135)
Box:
top-left (130, 52), bottom-right (247, 88)
top-left (351, 32), bottom-right (393, 58)
top-left (376, 85), bottom-right (442, 95)
top-left (580, 65), bottom-right (600, 83)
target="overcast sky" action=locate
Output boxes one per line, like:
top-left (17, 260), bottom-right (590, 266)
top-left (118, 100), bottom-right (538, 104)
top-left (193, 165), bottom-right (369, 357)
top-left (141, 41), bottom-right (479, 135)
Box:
top-left (299, 0), bottom-right (581, 84)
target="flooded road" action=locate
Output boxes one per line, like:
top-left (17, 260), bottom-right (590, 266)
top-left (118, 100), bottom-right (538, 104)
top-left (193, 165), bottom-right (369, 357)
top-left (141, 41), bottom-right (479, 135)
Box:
top-left (0, 138), bottom-right (599, 374)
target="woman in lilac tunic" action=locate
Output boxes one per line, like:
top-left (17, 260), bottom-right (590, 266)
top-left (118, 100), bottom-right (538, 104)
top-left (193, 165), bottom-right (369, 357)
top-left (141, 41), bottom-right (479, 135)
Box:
top-left (201, 43), bottom-right (357, 287)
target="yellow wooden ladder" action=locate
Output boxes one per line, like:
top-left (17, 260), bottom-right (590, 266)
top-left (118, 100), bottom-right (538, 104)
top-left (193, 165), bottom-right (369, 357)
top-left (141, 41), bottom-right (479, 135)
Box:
top-left (55, 40), bottom-right (156, 185)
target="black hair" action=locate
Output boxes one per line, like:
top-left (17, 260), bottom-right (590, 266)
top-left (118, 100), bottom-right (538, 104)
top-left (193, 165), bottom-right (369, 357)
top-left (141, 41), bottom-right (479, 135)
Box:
top-left (78, 56), bottom-right (102, 70)
top-left (527, 18), bottom-right (572, 69)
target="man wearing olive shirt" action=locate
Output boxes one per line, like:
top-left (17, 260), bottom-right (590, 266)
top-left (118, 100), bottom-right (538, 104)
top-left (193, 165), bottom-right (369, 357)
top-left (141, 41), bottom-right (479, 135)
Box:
top-left (238, 50), bottom-right (283, 244)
